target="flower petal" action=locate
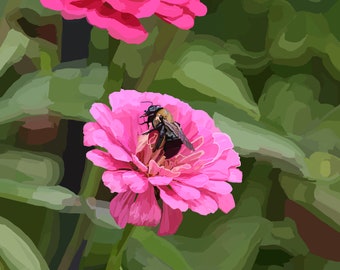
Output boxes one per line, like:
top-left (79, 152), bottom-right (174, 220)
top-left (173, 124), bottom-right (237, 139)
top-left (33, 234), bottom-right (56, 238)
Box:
top-left (170, 182), bottom-right (200, 200)
top-left (203, 181), bottom-right (232, 195)
top-left (228, 168), bottom-right (243, 183)
top-left (156, 2), bottom-right (183, 18)
top-left (122, 171), bottom-right (149, 193)
top-left (159, 186), bottom-right (188, 211)
top-left (86, 149), bottom-right (129, 170)
top-left (148, 176), bottom-right (173, 185)
top-left (83, 122), bottom-right (100, 146)
top-left (88, 5), bottom-right (148, 44)
top-left (40, 0), bottom-right (63, 10)
top-left (91, 129), bottom-right (132, 162)
top-left (89, 103), bottom-right (117, 133)
top-left (188, 193), bottom-right (218, 215)
top-left (158, 203), bottom-right (183, 236)
top-left (217, 193), bottom-right (235, 214)
top-left (128, 186), bottom-right (161, 226)
top-left (102, 171), bottom-right (128, 193)
top-left (185, 0), bottom-right (207, 16)
top-left (176, 174), bottom-right (209, 188)
top-left (110, 191), bottom-right (136, 227)
top-left (106, 0), bottom-right (161, 18)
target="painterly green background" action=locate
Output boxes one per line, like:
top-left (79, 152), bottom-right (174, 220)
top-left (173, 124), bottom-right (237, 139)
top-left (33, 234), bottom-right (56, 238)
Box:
top-left (0, 0), bottom-right (339, 269)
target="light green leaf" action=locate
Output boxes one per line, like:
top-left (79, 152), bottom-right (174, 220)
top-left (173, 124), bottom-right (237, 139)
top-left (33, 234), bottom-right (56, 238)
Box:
top-left (0, 63), bottom-right (107, 124)
top-left (0, 29), bottom-right (30, 77)
top-left (214, 112), bottom-right (309, 177)
top-left (0, 179), bottom-right (79, 211)
top-left (131, 227), bottom-right (192, 270)
top-left (0, 144), bottom-right (63, 185)
top-left (156, 37), bottom-right (260, 119)
top-left (0, 216), bottom-right (48, 270)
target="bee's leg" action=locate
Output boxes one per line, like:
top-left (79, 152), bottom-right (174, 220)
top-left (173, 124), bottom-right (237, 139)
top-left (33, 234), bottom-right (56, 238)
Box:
top-left (154, 125), bottom-right (166, 150)
top-left (142, 127), bottom-right (155, 135)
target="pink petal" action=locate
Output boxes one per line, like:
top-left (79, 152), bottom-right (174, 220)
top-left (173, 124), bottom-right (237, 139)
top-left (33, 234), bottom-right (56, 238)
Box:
top-left (148, 160), bottom-right (180, 178)
top-left (157, 14), bottom-right (195, 30)
top-left (109, 90), bottom-right (143, 112)
top-left (106, 0), bottom-right (161, 18)
top-left (87, 5), bottom-right (148, 44)
top-left (132, 154), bottom-right (148, 173)
top-left (148, 176), bottom-right (173, 185)
top-left (91, 129), bottom-right (132, 162)
top-left (102, 171), bottom-right (128, 193)
top-left (161, 0), bottom-right (188, 4)
top-left (170, 182), bottom-right (200, 199)
top-left (122, 171), bottom-right (148, 193)
top-left (128, 186), bottom-right (161, 226)
top-left (200, 159), bottom-right (230, 180)
top-left (86, 149), bottom-right (129, 170)
top-left (228, 168), bottom-right (243, 183)
top-left (156, 2), bottom-right (183, 18)
top-left (213, 132), bottom-right (234, 158)
top-left (158, 203), bottom-right (183, 236)
top-left (225, 149), bottom-right (241, 167)
top-left (89, 103), bottom-right (116, 132)
top-left (159, 187), bottom-right (188, 211)
top-left (176, 174), bottom-right (209, 188)
top-left (217, 193), bottom-right (235, 214)
top-left (40, 0), bottom-right (63, 10)
top-left (185, 0), bottom-right (207, 16)
top-left (177, 150), bottom-right (204, 164)
top-left (188, 193), bottom-right (218, 215)
top-left (203, 181), bottom-right (232, 194)
top-left (83, 122), bottom-right (101, 146)
top-left (110, 191), bottom-right (136, 228)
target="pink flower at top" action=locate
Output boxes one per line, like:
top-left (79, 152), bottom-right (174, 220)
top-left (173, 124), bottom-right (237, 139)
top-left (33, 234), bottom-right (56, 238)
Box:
top-left (40, 0), bottom-right (207, 44)
top-left (83, 90), bottom-right (242, 235)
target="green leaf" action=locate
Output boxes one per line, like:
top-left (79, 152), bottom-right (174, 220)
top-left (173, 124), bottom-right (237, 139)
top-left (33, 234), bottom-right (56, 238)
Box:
top-left (267, 0), bottom-right (340, 80)
top-left (0, 30), bottom-right (30, 77)
top-left (0, 179), bottom-right (78, 211)
top-left (213, 112), bottom-right (309, 178)
top-left (0, 216), bottom-right (48, 270)
top-left (258, 74), bottom-right (333, 136)
top-left (0, 63), bottom-right (107, 124)
top-left (301, 105), bottom-right (340, 154)
top-left (261, 218), bottom-right (309, 257)
top-left (174, 217), bottom-right (271, 270)
top-left (131, 227), bottom-right (192, 270)
top-left (279, 172), bottom-right (340, 232)
top-left (0, 144), bottom-right (63, 185)
top-left (156, 37), bottom-right (260, 119)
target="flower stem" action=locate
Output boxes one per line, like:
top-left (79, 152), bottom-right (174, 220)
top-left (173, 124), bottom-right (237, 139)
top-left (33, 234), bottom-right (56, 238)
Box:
top-left (135, 21), bottom-right (178, 92)
top-left (102, 37), bottom-right (124, 104)
top-left (106, 224), bottom-right (136, 270)
top-left (57, 160), bottom-right (103, 270)
top-left (57, 37), bottom-right (121, 268)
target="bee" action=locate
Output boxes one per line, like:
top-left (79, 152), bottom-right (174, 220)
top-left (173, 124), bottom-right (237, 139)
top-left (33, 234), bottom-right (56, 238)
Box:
top-left (140, 104), bottom-right (195, 158)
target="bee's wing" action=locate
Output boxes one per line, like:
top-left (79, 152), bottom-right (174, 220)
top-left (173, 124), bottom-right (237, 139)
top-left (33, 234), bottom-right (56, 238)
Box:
top-left (163, 120), bottom-right (195, 151)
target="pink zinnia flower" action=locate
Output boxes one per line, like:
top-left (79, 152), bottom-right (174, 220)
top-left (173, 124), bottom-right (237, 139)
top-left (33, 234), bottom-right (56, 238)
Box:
top-left (40, 0), bottom-right (207, 44)
top-left (83, 90), bottom-right (242, 235)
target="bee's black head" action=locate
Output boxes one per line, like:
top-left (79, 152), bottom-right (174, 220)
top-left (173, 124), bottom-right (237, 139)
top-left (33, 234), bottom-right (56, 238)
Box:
top-left (143, 105), bottom-right (163, 116)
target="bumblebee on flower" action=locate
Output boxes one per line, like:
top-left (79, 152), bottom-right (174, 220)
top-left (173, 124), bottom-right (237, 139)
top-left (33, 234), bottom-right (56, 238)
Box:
top-left (83, 90), bottom-right (242, 235)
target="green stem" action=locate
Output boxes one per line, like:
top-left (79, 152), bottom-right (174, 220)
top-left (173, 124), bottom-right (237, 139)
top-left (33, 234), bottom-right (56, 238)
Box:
top-left (79, 160), bottom-right (104, 198)
top-left (135, 22), bottom-right (178, 91)
top-left (57, 160), bottom-right (104, 270)
top-left (106, 224), bottom-right (136, 270)
top-left (57, 37), bottom-right (119, 267)
top-left (102, 37), bottom-right (124, 104)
